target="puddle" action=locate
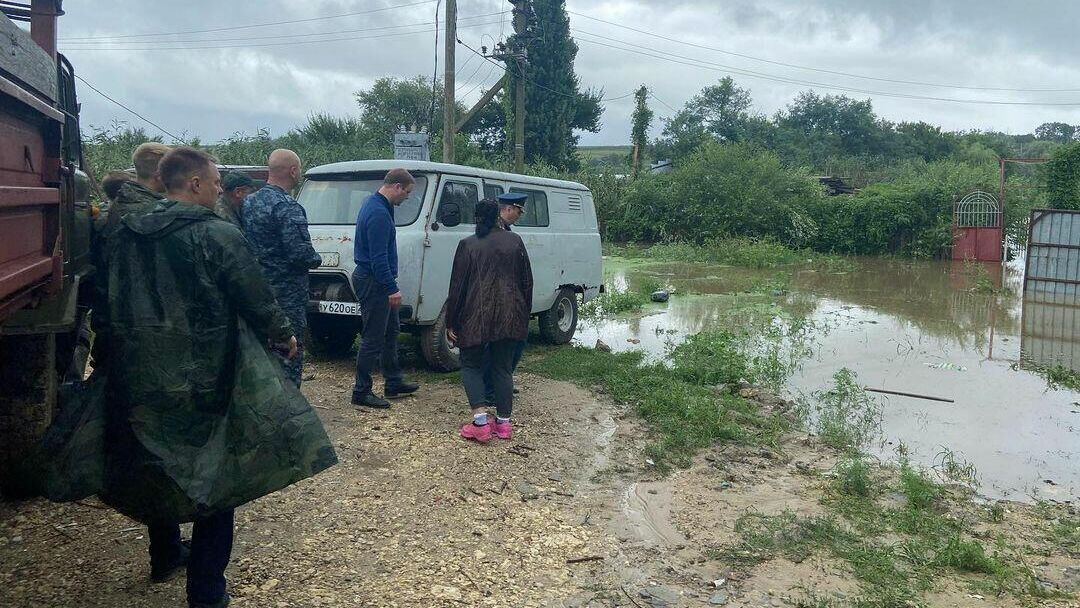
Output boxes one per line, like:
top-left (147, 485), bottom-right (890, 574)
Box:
top-left (578, 257), bottom-right (1080, 503)
top-left (618, 481), bottom-right (686, 546)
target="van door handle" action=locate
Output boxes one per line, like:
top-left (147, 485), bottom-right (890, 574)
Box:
top-left (423, 237), bottom-right (432, 247)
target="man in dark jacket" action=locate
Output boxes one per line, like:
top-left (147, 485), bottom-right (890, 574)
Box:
top-left (241, 149), bottom-right (322, 387)
top-left (101, 142), bottom-right (169, 237)
top-left (103, 147), bottom-right (326, 608)
top-left (214, 171), bottom-right (260, 226)
top-left (351, 168), bottom-right (420, 409)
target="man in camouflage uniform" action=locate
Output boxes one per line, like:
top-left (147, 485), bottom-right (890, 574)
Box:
top-left (241, 149), bottom-right (322, 387)
top-left (102, 142), bottom-right (170, 237)
top-left (214, 171), bottom-right (260, 227)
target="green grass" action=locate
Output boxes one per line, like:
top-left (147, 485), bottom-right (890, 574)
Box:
top-left (1020, 359), bottom-right (1080, 392)
top-left (606, 238), bottom-right (858, 272)
top-left (719, 461), bottom-right (1060, 606)
top-left (580, 276), bottom-right (663, 318)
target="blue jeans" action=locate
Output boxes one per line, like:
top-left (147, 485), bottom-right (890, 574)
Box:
top-left (148, 509), bottom-right (234, 605)
top-left (351, 272), bottom-right (403, 397)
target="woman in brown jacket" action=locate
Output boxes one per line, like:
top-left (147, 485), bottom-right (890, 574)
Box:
top-left (446, 198), bottom-right (534, 443)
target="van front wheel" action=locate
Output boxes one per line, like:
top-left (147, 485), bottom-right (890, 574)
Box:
top-left (539, 288), bottom-right (578, 344)
top-left (420, 305), bottom-right (460, 372)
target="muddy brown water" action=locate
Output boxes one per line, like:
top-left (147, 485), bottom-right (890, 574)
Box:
top-left (578, 256), bottom-right (1080, 503)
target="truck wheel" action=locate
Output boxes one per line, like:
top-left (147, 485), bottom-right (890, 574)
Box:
top-left (420, 305), bottom-right (460, 372)
top-left (0, 334), bottom-right (58, 499)
top-left (539, 288), bottom-right (578, 344)
top-left (307, 314), bottom-right (361, 357)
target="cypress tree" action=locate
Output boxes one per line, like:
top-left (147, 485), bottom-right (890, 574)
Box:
top-left (505, 0), bottom-right (603, 170)
top-left (629, 85), bottom-right (653, 177)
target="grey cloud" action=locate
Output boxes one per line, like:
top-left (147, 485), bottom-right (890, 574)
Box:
top-left (55, 0), bottom-right (1080, 147)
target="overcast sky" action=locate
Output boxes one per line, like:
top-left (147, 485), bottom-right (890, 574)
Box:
top-left (50, 0), bottom-right (1080, 147)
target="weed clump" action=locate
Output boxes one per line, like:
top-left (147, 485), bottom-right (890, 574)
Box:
top-left (834, 454), bottom-right (875, 498)
top-left (804, 368), bottom-right (882, 450)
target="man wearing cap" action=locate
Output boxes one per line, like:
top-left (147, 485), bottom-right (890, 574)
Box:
top-left (215, 171), bottom-right (260, 226)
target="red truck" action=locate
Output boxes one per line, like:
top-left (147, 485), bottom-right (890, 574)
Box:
top-left (0, 0), bottom-right (94, 492)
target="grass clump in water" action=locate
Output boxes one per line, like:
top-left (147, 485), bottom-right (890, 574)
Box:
top-left (581, 276), bottom-right (664, 319)
top-left (802, 368), bottom-right (882, 450)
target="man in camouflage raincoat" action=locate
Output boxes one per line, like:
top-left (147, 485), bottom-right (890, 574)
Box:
top-left (102, 147), bottom-right (336, 608)
top-left (101, 141), bottom-right (169, 236)
top-left (241, 149), bottom-right (322, 387)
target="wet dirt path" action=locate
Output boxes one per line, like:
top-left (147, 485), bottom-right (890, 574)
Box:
top-left (2, 360), bottom-right (1077, 607)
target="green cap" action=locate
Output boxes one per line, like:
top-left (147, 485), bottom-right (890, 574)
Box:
top-left (222, 171), bottom-right (263, 191)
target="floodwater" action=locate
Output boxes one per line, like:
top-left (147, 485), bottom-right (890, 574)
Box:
top-left (577, 257), bottom-right (1080, 503)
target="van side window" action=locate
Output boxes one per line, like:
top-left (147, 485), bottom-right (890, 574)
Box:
top-left (483, 184), bottom-right (503, 200)
top-left (440, 181), bottom-right (479, 224)
top-left (509, 189), bottom-right (549, 227)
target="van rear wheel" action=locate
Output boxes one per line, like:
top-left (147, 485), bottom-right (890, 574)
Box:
top-left (539, 288), bottom-right (578, 344)
top-left (420, 305), bottom-right (460, 372)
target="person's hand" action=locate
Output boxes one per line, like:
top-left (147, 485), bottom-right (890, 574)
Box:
top-left (446, 328), bottom-right (458, 346)
top-left (389, 291), bottom-right (403, 307)
top-left (286, 336), bottom-right (298, 360)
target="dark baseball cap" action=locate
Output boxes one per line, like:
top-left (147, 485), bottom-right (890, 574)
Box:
top-left (222, 171), bottom-right (264, 191)
top-left (497, 192), bottom-right (528, 208)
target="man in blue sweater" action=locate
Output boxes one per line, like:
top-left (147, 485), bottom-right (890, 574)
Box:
top-left (352, 168), bottom-right (420, 408)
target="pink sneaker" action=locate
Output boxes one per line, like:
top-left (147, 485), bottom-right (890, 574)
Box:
top-left (493, 420), bottom-right (513, 440)
top-left (460, 421), bottom-right (492, 444)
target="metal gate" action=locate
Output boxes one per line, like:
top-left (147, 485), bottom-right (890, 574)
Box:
top-left (952, 191), bottom-right (1003, 262)
top-left (1021, 209), bottom-right (1080, 373)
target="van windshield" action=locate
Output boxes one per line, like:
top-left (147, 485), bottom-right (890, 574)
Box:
top-left (298, 175), bottom-right (427, 226)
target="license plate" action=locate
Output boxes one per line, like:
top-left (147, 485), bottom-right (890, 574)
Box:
top-left (315, 300), bottom-right (360, 316)
top-left (319, 252), bottom-right (340, 267)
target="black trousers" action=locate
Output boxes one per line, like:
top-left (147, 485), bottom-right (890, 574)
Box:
top-left (148, 509), bottom-right (234, 605)
top-left (460, 339), bottom-right (517, 419)
top-left (351, 271), bottom-right (403, 396)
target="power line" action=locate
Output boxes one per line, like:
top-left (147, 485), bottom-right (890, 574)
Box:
top-left (459, 61), bottom-right (501, 99)
top-left (63, 21), bottom-right (507, 52)
top-left (648, 92), bottom-right (677, 113)
top-left (61, 0), bottom-right (439, 41)
top-left (458, 38), bottom-right (635, 102)
top-left (62, 12), bottom-right (508, 47)
top-left (571, 29), bottom-right (1080, 107)
top-left (567, 9), bottom-right (1080, 94)
top-left (74, 74), bottom-right (185, 143)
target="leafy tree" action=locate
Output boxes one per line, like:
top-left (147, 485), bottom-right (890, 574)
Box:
top-left (774, 92), bottom-right (882, 165)
top-left (629, 85), bottom-right (653, 177)
top-left (506, 0), bottom-right (603, 170)
top-left (354, 76), bottom-right (442, 147)
top-left (1035, 122), bottom-right (1077, 143)
top-left (654, 77), bottom-right (755, 160)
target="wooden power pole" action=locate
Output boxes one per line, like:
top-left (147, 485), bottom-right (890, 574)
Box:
top-left (442, 0), bottom-right (457, 164)
top-left (511, 0), bottom-right (527, 172)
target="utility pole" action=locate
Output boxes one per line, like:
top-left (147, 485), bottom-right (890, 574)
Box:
top-left (511, 0), bottom-right (527, 172)
top-left (442, 0), bottom-right (457, 164)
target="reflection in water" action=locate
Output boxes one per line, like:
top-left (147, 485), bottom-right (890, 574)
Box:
top-left (1021, 297), bottom-right (1080, 374)
top-left (580, 256), bottom-right (1080, 503)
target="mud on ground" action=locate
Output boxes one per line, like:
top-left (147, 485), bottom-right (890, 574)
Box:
top-left (1, 359), bottom-right (1077, 607)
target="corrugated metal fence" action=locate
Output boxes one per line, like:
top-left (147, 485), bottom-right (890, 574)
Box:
top-left (1022, 209), bottom-right (1080, 373)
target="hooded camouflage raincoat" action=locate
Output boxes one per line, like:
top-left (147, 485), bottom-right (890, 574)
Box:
top-left (101, 199), bottom-right (337, 524)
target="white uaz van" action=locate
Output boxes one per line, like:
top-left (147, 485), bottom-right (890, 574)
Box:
top-left (299, 160), bottom-right (603, 371)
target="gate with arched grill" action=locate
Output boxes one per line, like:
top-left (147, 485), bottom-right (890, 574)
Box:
top-left (952, 191), bottom-right (1003, 261)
